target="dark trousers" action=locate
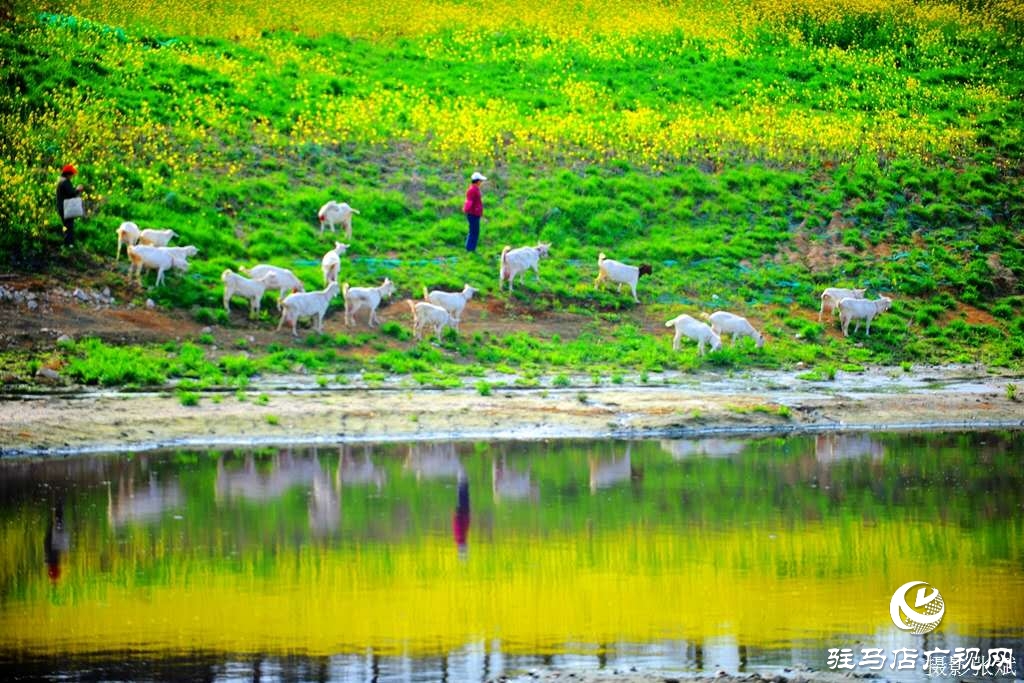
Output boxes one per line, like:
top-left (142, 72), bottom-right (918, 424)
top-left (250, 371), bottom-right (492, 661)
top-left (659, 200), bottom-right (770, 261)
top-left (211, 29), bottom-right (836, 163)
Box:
top-left (62, 218), bottom-right (75, 247)
top-left (465, 214), bottom-right (480, 252)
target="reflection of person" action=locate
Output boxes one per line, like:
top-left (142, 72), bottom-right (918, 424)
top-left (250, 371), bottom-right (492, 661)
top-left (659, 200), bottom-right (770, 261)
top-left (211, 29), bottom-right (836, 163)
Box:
top-left (44, 500), bottom-right (70, 582)
top-left (453, 471), bottom-right (470, 559)
top-left (462, 171), bottom-right (486, 252)
top-left (56, 164), bottom-right (84, 248)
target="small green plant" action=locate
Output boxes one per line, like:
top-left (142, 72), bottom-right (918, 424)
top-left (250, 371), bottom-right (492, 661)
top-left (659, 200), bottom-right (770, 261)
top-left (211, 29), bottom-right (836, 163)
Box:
top-left (552, 373), bottom-right (571, 387)
top-left (256, 393), bottom-right (270, 405)
top-left (197, 333), bottom-right (215, 345)
top-left (476, 380), bottom-right (492, 396)
top-left (177, 390), bottom-right (200, 406)
top-left (901, 361), bottom-right (913, 372)
top-left (265, 414), bottom-right (280, 425)
top-left (316, 376), bottom-right (329, 388)
top-left (1007, 383), bottom-right (1018, 401)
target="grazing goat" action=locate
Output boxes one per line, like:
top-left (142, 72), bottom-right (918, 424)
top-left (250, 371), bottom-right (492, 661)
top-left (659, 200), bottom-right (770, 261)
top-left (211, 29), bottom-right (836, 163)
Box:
top-left (819, 287), bottom-right (867, 321)
top-left (126, 245), bottom-right (188, 287)
top-left (838, 296), bottom-right (892, 336)
top-left (137, 228), bottom-right (177, 247)
top-left (595, 253), bottom-right (653, 303)
top-left (665, 314), bottom-right (721, 355)
top-left (423, 284), bottom-right (477, 331)
top-left (499, 243), bottom-right (550, 292)
top-left (277, 282), bottom-right (339, 336)
top-left (115, 221), bottom-right (140, 260)
top-left (342, 278), bottom-right (396, 327)
top-left (318, 201), bottom-right (360, 238)
top-left (222, 269), bottom-right (273, 318)
top-left (321, 241), bottom-right (349, 286)
top-left (240, 264), bottom-right (305, 307)
top-left (707, 311), bottom-right (765, 348)
top-left (156, 245), bottom-right (198, 261)
top-left (407, 299), bottom-right (451, 341)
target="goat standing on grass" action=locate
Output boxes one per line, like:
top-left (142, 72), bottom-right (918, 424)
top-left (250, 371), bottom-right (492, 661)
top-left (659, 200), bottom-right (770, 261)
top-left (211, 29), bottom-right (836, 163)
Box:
top-left (318, 201), bottom-right (359, 238)
top-left (240, 264), bottom-right (305, 308)
top-left (423, 284), bottom-right (477, 331)
top-left (126, 245), bottom-right (188, 287)
top-left (819, 287), bottom-right (867, 321)
top-left (706, 311), bottom-right (765, 348)
top-left (138, 228), bottom-right (177, 247)
top-left (222, 269), bottom-right (274, 319)
top-left (343, 278), bottom-right (396, 327)
top-left (499, 243), bottom-right (550, 292)
top-left (277, 282), bottom-right (339, 336)
top-left (407, 299), bottom-right (452, 341)
top-left (595, 253), bottom-right (652, 303)
top-left (838, 296), bottom-right (892, 336)
top-left (115, 221), bottom-right (140, 260)
top-left (321, 241), bottom-right (349, 286)
top-left (665, 314), bottom-right (721, 355)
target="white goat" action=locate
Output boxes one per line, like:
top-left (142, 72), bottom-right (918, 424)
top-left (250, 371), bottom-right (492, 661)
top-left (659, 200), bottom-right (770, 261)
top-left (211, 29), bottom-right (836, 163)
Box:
top-left (321, 241), bottom-right (349, 286)
top-left (318, 201), bottom-right (360, 238)
top-left (126, 245), bottom-right (188, 287)
top-left (277, 282), bottom-right (339, 336)
top-left (115, 221), bottom-right (140, 260)
top-left (407, 299), bottom-right (451, 341)
top-left (342, 278), bottom-right (396, 327)
top-left (820, 287), bottom-right (867, 321)
top-left (499, 243), bottom-right (550, 292)
top-left (707, 311), bottom-right (765, 348)
top-left (665, 314), bottom-right (722, 355)
top-left (137, 228), bottom-right (177, 247)
top-left (595, 253), bottom-right (653, 303)
top-left (222, 269), bottom-right (273, 318)
top-left (838, 296), bottom-right (892, 336)
top-left (423, 284), bottom-right (477, 331)
top-left (156, 245), bottom-right (198, 261)
top-left (240, 264), bottom-right (305, 307)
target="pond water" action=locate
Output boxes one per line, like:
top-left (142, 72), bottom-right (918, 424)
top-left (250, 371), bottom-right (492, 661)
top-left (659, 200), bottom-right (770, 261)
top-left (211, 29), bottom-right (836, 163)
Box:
top-left (1, 432), bottom-right (1021, 682)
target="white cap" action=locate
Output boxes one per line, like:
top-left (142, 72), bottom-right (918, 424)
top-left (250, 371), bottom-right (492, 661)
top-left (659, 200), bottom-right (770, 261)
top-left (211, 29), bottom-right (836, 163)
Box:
top-left (471, 172), bottom-right (487, 181)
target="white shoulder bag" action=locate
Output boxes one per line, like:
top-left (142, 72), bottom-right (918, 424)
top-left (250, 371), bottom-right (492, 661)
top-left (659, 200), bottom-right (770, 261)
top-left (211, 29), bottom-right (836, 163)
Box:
top-left (63, 197), bottom-right (84, 219)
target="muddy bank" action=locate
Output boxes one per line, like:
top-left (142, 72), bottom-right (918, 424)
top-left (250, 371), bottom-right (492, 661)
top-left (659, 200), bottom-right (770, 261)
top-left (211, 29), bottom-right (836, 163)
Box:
top-left (1, 366), bottom-right (1021, 456)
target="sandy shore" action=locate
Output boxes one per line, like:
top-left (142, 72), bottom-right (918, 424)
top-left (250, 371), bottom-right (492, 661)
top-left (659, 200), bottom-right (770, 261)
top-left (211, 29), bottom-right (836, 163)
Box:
top-left (1, 365), bottom-right (1021, 456)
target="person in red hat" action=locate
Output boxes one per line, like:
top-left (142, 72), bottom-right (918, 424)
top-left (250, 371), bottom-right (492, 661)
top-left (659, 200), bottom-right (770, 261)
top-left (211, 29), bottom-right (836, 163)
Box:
top-left (56, 164), bottom-right (84, 247)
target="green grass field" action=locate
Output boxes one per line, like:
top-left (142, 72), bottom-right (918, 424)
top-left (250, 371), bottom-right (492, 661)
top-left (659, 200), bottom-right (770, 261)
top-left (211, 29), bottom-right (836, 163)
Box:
top-left (2, 0), bottom-right (1022, 386)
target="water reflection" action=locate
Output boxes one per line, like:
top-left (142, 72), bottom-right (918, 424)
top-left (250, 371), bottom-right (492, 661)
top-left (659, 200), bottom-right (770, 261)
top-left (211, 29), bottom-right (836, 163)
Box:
top-left (339, 445), bottom-right (387, 490)
top-left (43, 499), bottom-right (69, 582)
top-left (492, 455), bottom-right (538, 503)
top-left (107, 470), bottom-right (183, 528)
top-left (814, 433), bottom-right (885, 463)
top-left (659, 437), bottom-right (748, 459)
top-left (588, 443), bottom-right (640, 493)
top-left (454, 471), bottom-right (471, 559)
top-left (215, 450), bottom-right (323, 502)
top-left (405, 441), bottom-right (464, 481)
top-left (0, 432), bottom-right (1021, 682)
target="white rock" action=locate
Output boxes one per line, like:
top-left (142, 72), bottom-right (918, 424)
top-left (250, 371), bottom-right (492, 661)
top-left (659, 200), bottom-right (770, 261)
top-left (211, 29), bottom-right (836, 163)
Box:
top-left (146, 299), bottom-right (156, 309)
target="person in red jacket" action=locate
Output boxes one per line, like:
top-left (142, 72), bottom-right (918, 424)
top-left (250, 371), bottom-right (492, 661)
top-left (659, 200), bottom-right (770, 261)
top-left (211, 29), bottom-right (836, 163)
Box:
top-left (462, 171), bottom-right (486, 252)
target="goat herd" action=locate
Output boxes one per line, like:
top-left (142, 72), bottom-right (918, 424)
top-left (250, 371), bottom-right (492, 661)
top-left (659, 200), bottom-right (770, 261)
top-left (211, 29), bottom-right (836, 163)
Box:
top-left (113, 200), bottom-right (894, 353)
